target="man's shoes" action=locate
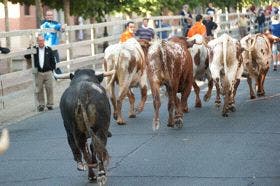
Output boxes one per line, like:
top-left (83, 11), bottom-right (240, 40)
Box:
top-left (37, 105), bottom-right (44, 112)
top-left (47, 106), bottom-right (53, 110)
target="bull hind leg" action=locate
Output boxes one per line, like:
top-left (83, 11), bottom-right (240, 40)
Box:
top-left (257, 68), bottom-right (268, 96)
top-left (108, 83), bottom-right (117, 120)
top-left (203, 78), bottom-right (214, 102)
top-left (127, 89), bottom-right (136, 118)
top-left (222, 81), bottom-right (230, 117)
top-left (136, 82), bottom-right (148, 114)
top-left (214, 78), bottom-right (221, 107)
top-left (247, 76), bottom-right (256, 99)
top-left (151, 84), bottom-right (161, 130)
top-left (92, 132), bottom-right (109, 185)
top-left (193, 81), bottom-right (202, 108)
top-left (181, 79), bottom-right (193, 113)
top-left (76, 134), bottom-right (97, 182)
top-left (64, 125), bottom-right (85, 171)
top-left (116, 86), bottom-right (130, 125)
top-left (228, 79), bottom-right (240, 112)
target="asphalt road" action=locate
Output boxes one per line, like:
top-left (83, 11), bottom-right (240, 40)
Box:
top-left (1, 70), bottom-right (280, 186)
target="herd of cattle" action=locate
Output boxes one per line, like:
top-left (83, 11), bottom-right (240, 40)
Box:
top-left (53, 32), bottom-right (280, 184)
top-left (1, 32), bottom-right (278, 185)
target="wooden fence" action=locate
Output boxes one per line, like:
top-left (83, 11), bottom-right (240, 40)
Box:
top-left (0, 13), bottom-right (270, 111)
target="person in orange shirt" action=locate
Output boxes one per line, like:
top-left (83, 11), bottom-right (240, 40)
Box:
top-left (120, 21), bottom-right (136, 43)
top-left (187, 14), bottom-right (206, 38)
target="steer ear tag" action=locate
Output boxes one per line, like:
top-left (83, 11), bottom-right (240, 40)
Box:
top-left (97, 74), bottom-right (104, 83)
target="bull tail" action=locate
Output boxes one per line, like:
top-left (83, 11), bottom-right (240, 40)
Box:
top-left (77, 99), bottom-right (109, 164)
top-left (223, 36), bottom-right (228, 76)
top-left (0, 128), bottom-right (9, 155)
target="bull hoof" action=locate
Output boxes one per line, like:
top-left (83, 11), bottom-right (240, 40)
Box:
top-left (257, 91), bottom-right (265, 97)
top-left (167, 123), bottom-right (174, 128)
top-left (183, 107), bottom-right (189, 113)
top-left (88, 175), bottom-right (97, 182)
top-left (250, 95), bottom-right (256, 99)
top-left (222, 112), bottom-right (229, 117)
top-left (107, 131), bottom-right (112, 138)
top-left (215, 101), bottom-right (221, 108)
top-left (153, 119), bottom-right (160, 131)
top-left (229, 106), bottom-right (236, 112)
top-left (117, 121), bottom-right (126, 125)
top-left (77, 162), bottom-right (87, 171)
top-left (195, 101), bottom-right (202, 108)
top-left (175, 118), bottom-right (183, 129)
top-left (97, 171), bottom-right (107, 185)
top-left (203, 95), bottom-right (210, 102)
top-left (113, 113), bottom-right (117, 120)
top-left (135, 107), bottom-right (144, 114)
top-left (129, 114), bottom-right (136, 118)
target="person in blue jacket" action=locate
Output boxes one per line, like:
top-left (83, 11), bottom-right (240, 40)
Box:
top-left (40, 10), bottom-right (65, 75)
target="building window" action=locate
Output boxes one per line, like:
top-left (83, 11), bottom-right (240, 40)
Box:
top-left (24, 5), bottom-right (30, 16)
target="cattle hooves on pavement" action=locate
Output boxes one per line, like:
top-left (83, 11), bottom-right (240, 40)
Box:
top-left (257, 92), bottom-right (265, 97)
top-left (88, 175), bottom-right (97, 183)
top-left (222, 113), bottom-right (229, 117)
top-left (229, 106), bottom-right (236, 112)
top-left (77, 162), bottom-right (87, 171)
top-left (97, 175), bottom-right (107, 186)
top-left (175, 118), bottom-right (183, 129)
top-left (128, 114), bottom-right (136, 118)
top-left (117, 121), bottom-right (126, 125)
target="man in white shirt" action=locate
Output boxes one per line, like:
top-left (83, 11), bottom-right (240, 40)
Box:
top-left (25, 36), bottom-right (56, 111)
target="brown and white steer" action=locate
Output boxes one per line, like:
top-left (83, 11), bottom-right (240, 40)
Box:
top-left (240, 33), bottom-right (280, 98)
top-left (147, 37), bottom-right (193, 130)
top-left (103, 38), bottom-right (149, 125)
top-left (187, 36), bottom-right (214, 107)
top-left (207, 33), bottom-right (244, 117)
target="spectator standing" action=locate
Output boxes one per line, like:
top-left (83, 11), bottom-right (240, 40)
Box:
top-left (157, 20), bottom-right (171, 40)
top-left (135, 18), bottom-right (155, 41)
top-left (179, 4), bottom-right (193, 37)
top-left (119, 21), bottom-right (135, 43)
top-left (187, 14), bottom-right (206, 38)
top-left (40, 10), bottom-right (65, 74)
top-left (202, 14), bottom-right (217, 40)
top-left (270, 10), bottom-right (280, 71)
top-left (238, 14), bottom-right (248, 38)
top-left (255, 9), bottom-right (266, 33)
top-left (205, 3), bottom-right (216, 16)
top-left (24, 36), bottom-right (56, 112)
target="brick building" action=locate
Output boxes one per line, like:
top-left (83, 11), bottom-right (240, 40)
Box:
top-left (0, 2), bottom-right (37, 31)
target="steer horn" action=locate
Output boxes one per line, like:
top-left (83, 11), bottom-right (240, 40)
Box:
top-left (0, 128), bottom-right (9, 155)
top-left (96, 70), bottom-right (116, 77)
top-left (103, 70), bottom-right (115, 77)
top-left (53, 71), bottom-right (71, 79)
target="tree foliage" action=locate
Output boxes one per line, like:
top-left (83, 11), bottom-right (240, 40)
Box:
top-left (0, 0), bottom-right (273, 22)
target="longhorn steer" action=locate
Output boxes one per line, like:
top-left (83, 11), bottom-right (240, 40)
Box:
top-left (58, 69), bottom-right (112, 184)
top-left (147, 37), bottom-right (193, 130)
top-left (207, 33), bottom-right (244, 117)
top-left (103, 38), bottom-right (149, 125)
top-left (240, 33), bottom-right (280, 98)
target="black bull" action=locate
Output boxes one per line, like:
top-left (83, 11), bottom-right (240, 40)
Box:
top-left (59, 69), bottom-right (111, 183)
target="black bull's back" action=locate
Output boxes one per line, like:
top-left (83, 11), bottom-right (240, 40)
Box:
top-left (60, 81), bottom-right (111, 134)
